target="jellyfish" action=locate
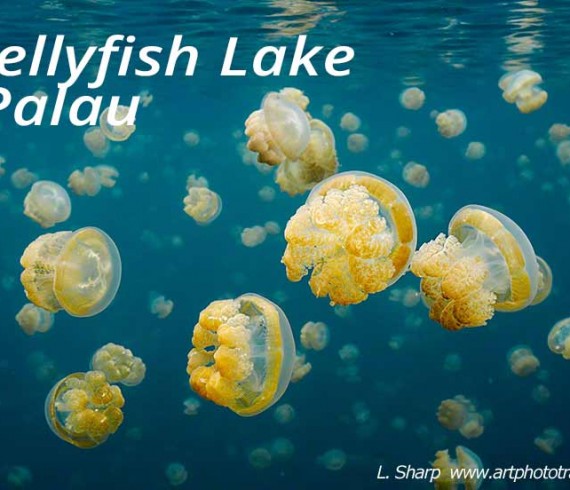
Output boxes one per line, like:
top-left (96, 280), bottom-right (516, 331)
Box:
top-left (138, 89), bottom-right (153, 108)
top-left (534, 428), bottom-right (563, 455)
top-left (437, 396), bottom-right (484, 439)
top-left (264, 221), bottom-right (281, 235)
top-left (399, 87), bottom-right (426, 110)
top-left (411, 205), bottom-right (541, 331)
top-left (149, 293), bottom-right (174, 319)
top-left (339, 343), bottom-right (360, 363)
top-left (186, 293), bottom-right (296, 416)
top-left (499, 69), bottom-right (547, 114)
top-left (403, 161), bottom-right (430, 188)
top-left (183, 187), bottom-right (222, 225)
top-left (270, 437), bottom-right (295, 461)
top-left (99, 106), bottom-right (136, 142)
top-left (389, 287), bottom-right (421, 307)
top-left (347, 133), bottom-right (369, 153)
top-left (23, 181), bottom-right (71, 228)
top-left (45, 370), bottom-right (124, 448)
top-left (436, 109), bottom-right (467, 138)
top-left (90, 343), bottom-right (146, 386)
top-left (548, 123), bottom-right (570, 144)
top-left (548, 317), bottom-right (570, 359)
top-left (248, 448), bottom-right (272, 469)
top-left (443, 353), bottom-right (462, 372)
top-left (240, 226), bottom-right (267, 247)
top-left (556, 140), bottom-right (570, 166)
top-left (183, 130), bottom-right (200, 147)
top-left (0, 155), bottom-right (6, 177)
top-left (432, 446), bottom-right (483, 490)
top-left (339, 112), bottom-right (361, 132)
top-left (11, 168), bottom-right (38, 190)
top-left (83, 127), bottom-right (110, 158)
top-left (290, 352), bottom-right (311, 383)
top-left (322, 103), bottom-right (334, 118)
top-left (165, 463), bottom-right (188, 486)
top-left (508, 346), bottom-right (540, 377)
top-left (245, 88), bottom-right (311, 166)
top-left (465, 142), bottom-right (486, 161)
top-left (531, 256), bottom-right (552, 305)
top-left (258, 186), bottom-right (276, 202)
top-left (68, 165), bottom-right (119, 197)
top-left (183, 396), bottom-right (201, 416)
top-left (317, 449), bottom-right (347, 471)
top-left (274, 403), bottom-right (295, 424)
top-left (186, 173), bottom-right (208, 190)
top-left (20, 227), bottom-right (122, 317)
top-left (282, 171), bottom-right (417, 305)
top-left (300, 321), bottom-right (329, 351)
top-left (532, 385), bottom-right (550, 404)
top-left (15, 303), bottom-right (54, 335)
top-left (6, 466), bottom-right (32, 488)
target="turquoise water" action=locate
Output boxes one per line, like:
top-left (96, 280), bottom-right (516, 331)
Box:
top-left (1, 1), bottom-right (570, 489)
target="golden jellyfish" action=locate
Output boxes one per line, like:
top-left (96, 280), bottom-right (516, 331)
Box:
top-left (16, 303), bottom-right (54, 336)
top-left (317, 449), bottom-right (347, 471)
top-left (149, 293), bottom-right (174, 319)
top-left (90, 343), bottom-right (146, 386)
top-left (182, 396), bottom-right (201, 416)
top-left (300, 321), bottom-right (330, 351)
top-left (245, 88), bottom-right (311, 166)
top-left (534, 428), bottom-right (563, 455)
top-left (165, 463), bottom-right (188, 486)
top-left (403, 161), bottom-right (430, 188)
top-left (339, 112), bottom-right (361, 132)
top-left (465, 142), bottom-right (486, 161)
top-left (411, 205), bottom-right (540, 331)
top-left (83, 127), bottom-right (110, 158)
top-left (556, 140), bottom-right (570, 166)
top-left (99, 106), bottom-right (136, 142)
top-left (20, 227), bottom-right (122, 317)
top-left (531, 256), bottom-right (552, 305)
top-left (240, 226), bottom-right (267, 247)
top-left (548, 123), bottom-right (570, 144)
top-left (45, 370), bottom-right (124, 448)
top-left (432, 446), bottom-right (483, 490)
top-left (290, 352), bottom-right (312, 383)
top-left (399, 87), bottom-right (426, 110)
top-left (11, 168), bottom-right (38, 190)
top-left (183, 130), bottom-right (200, 147)
top-left (282, 171), bottom-right (417, 305)
top-left (347, 133), bottom-right (369, 153)
top-left (499, 69), bottom-right (547, 114)
top-left (437, 396), bottom-right (484, 439)
top-left (264, 221), bottom-right (281, 235)
top-left (548, 317), bottom-right (570, 359)
top-left (321, 103), bottom-right (334, 119)
top-left (508, 345), bottom-right (540, 377)
top-left (23, 181), bottom-right (71, 228)
top-left (186, 293), bottom-right (296, 416)
top-left (258, 185), bottom-right (276, 202)
top-left (186, 173), bottom-right (208, 190)
top-left (183, 187), bottom-right (222, 225)
top-left (435, 109), bottom-right (467, 138)
top-left (274, 403), bottom-right (295, 424)
top-left (68, 165), bottom-right (119, 197)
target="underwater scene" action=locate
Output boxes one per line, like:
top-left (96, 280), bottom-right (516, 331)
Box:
top-left (1, 0), bottom-right (570, 488)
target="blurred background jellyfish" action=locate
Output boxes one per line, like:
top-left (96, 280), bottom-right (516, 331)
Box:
top-left (499, 69), bottom-right (547, 113)
top-left (240, 225), bottom-right (267, 247)
top-left (465, 142), bottom-right (486, 161)
top-left (45, 370), bottom-right (124, 448)
top-left (183, 130), bottom-right (201, 147)
top-left (90, 343), bottom-right (146, 386)
top-left (531, 256), bottom-right (552, 305)
top-left (165, 462), bottom-right (188, 486)
top-left (548, 123), bottom-right (570, 144)
top-left (435, 109), bottom-right (467, 138)
top-left (186, 293), bottom-right (295, 416)
top-left (11, 168), bottom-right (38, 190)
top-left (300, 321), bottom-right (329, 351)
top-left (339, 112), bottom-right (361, 132)
top-left (437, 395), bottom-right (485, 439)
top-left (0, 155), bottom-right (5, 177)
top-left (68, 165), bottom-right (119, 197)
top-left (556, 140), bottom-right (570, 166)
top-left (83, 127), bottom-right (110, 158)
top-left (23, 181), bottom-right (71, 228)
top-left (548, 317), bottom-right (570, 359)
top-left (183, 181), bottom-right (222, 225)
top-left (508, 345), bottom-right (540, 377)
top-left (402, 161), bottom-right (430, 188)
top-left (282, 171), bottom-right (417, 305)
top-left (411, 205), bottom-right (540, 330)
top-left (270, 437), bottom-right (295, 462)
top-left (5, 466), bottom-right (32, 488)
top-left (149, 293), bottom-right (174, 319)
top-left (399, 87), bottom-right (425, 110)
top-left (317, 449), bottom-right (347, 471)
top-left (20, 227), bottom-right (122, 317)
top-left (534, 428), bottom-right (563, 455)
top-left (347, 133), bottom-right (369, 153)
top-left (99, 105), bottom-right (136, 142)
top-left (182, 396), bottom-right (201, 416)
top-left (248, 447), bottom-right (272, 469)
top-left (290, 352), bottom-right (312, 383)
top-left (432, 446), bottom-right (483, 489)
top-left (15, 303), bottom-right (54, 336)
top-left (273, 403), bottom-right (295, 424)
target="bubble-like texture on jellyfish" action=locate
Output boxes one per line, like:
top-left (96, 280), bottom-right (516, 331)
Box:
top-left (44, 370), bottom-right (124, 448)
top-left (432, 446), bottom-right (483, 490)
top-left (16, 303), bottom-right (54, 335)
top-left (548, 317), bottom-right (570, 359)
top-left (24, 181), bottom-right (71, 228)
top-left (68, 165), bottom-right (119, 197)
top-left (183, 187), bottom-right (222, 225)
top-left (282, 171), bottom-right (417, 305)
top-left (411, 205), bottom-right (539, 331)
top-left (186, 293), bottom-right (295, 416)
top-left (20, 227), bottom-right (122, 317)
top-left (90, 343), bottom-right (146, 386)
top-left (435, 109), bottom-right (467, 138)
top-left (99, 106), bottom-right (136, 142)
top-left (437, 396), bottom-right (484, 439)
top-left (499, 70), bottom-right (547, 114)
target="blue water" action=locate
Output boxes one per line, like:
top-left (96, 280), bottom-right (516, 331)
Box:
top-left (1, 1), bottom-right (570, 489)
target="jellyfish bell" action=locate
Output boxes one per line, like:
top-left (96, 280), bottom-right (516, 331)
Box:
top-left (435, 109), bottom-right (467, 138)
top-left (23, 181), bottom-right (72, 228)
top-left (99, 106), bottom-right (136, 142)
top-left (183, 187), bottom-right (222, 225)
top-left (548, 317), bottom-right (570, 359)
top-left (20, 227), bottom-right (122, 317)
top-left (508, 345), bottom-right (540, 377)
top-left (432, 446), bottom-right (483, 490)
top-left (531, 256), bottom-right (552, 305)
top-left (499, 69), bottom-right (547, 113)
top-left (90, 343), bottom-right (146, 386)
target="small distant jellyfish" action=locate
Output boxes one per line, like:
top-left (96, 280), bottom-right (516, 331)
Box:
top-left (547, 317), bottom-right (570, 359)
top-left (183, 130), bottom-right (200, 147)
top-left (282, 171), bottom-right (417, 305)
top-left (322, 104), bottom-right (334, 119)
top-left (532, 385), bottom-right (550, 404)
top-left (396, 126), bottom-right (411, 139)
top-left (339, 343), bottom-right (360, 363)
top-left (68, 165), bottom-right (119, 197)
top-left (437, 395), bottom-right (484, 439)
top-left (11, 168), bottom-right (38, 189)
top-left (183, 186), bottom-right (222, 225)
top-left (432, 446), bottom-right (483, 489)
top-left (274, 403), bottom-right (295, 424)
top-left (258, 186), bottom-right (276, 202)
top-left (399, 87), bottom-right (425, 110)
top-left (90, 343), bottom-right (146, 386)
top-left (411, 205), bottom-right (542, 330)
top-left (240, 226), bottom-right (267, 247)
top-left (138, 89), bottom-right (153, 108)
top-left (317, 449), bottom-right (347, 471)
top-left (534, 428), bottom-right (563, 455)
top-left (465, 142), bottom-right (486, 161)
top-left (436, 109), bottom-right (467, 138)
top-left (531, 256), bottom-right (552, 305)
top-left (548, 123), bottom-right (570, 144)
top-left (389, 287), bottom-right (421, 307)
top-left (508, 346), bottom-right (540, 377)
top-left (300, 321), bottom-right (329, 351)
top-left (264, 221), bottom-right (281, 235)
top-left (165, 462), bottom-right (188, 486)
top-left (23, 181), bottom-right (71, 228)
top-left (403, 162), bottom-right (430, 188)
top-left (248, 448), bottom-right (272, 469)
top-left (99, 106), bottom-right (136, 142)
top-left (83, 127), bottom-right (110, 158)
top-left (6, 466), bottom-right (33, 488)
top-left (45, 370), bottom-right (125, 448)
top-left (20, 227), bottom-right (122, 317)
top-left (183, 396), bottom-right (201, 416)
top-left (149, 293), bottom-right (174, 319)
top-left (340, 112), bottom-right (361, 132)
top-left (270, 438), bottom-right (295, 461)
top-left (444, 353), bottom-right (462, 372)
top-left (347, 133), bottom-right (369, 153)
top-left (16, 303), bottom-right (54, 335)
top-left (290, 353), bottom-right (312, 383)
top-left (186, 293), bottom-right (296, 416)
top-left (499, 69), bottom-right (547, 113)
top-left (556, 140), bottom-right (570, 166)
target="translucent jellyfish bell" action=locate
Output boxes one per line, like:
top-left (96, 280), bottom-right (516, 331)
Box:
top-left (531, 256), bottom-right (553, 305)
top-left (45, 371), bottom-right (125, 448)
top-left (16, 303), bottom-right (54, 335)
top-left (90, 343), bottom-right (146, 386)
top-left (186, 293), bottom-right (295, 416)
top-left (23, 181), bottom-right (71, 228)
top-left (411, 205), bottom-right (539, 330)
top-left (183, 187), bottom-right (222, 225)
top-left (99, 106), bottom-right (136, 142)
top-left (432, 446), bottom-right (483, 490)
top-left (20, 227), bottom-right (122, 317)
top-left (282, 171), bottom-right (417, 305)
top-left (548, 317), bottom-right (570, 359)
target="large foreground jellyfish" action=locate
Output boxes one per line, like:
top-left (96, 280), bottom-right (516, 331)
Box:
top-left (20, 227), bottom-right (122, 317)
top-left (282, 171), bottom-right (417, 305)
top-left (499, 70), bottom-right (547, 114)
top-left (548, 317), bottom-right (570, 359)
top-left (45, 370), bottom-right (124, 448)
top-left (24, 181), bottom-right (71, 228)
top-left (90, 343), bottom-right (146, 386)
top-left (432, 446), bottom-right (482, 489)
top-left (411, 205), bottom-right (540, 330)
top-left (186, 293), bottom-right (295, 416)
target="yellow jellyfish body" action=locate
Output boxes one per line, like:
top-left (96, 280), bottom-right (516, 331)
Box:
top-left (435, 109), bottom-right (467, 138)
top-left (317, 449), bottom-right (347, 471)
top-left (186, 293), bottom-right (296, 416)
top-left (68, 165), bottom-right (119, 197)
top-left (300, 321), bottom-right (330, 351)
top-left (90, 343), bottom-right (146, 386)
top-left (436, 396), bottom-right (484, 439)
top-left (403, 162), bottom-right (430, 188)
top-left (11, 168), bottom-right (38, 189)
top-left (23, 181), bottom-right (71, 228)
top-left (556, 140), bottom-right (570, 166)
top-left (411, 205), bottom-right (539, 330)
top-left (531, 256), bottom-right (552, 305)
top-left (282, 171), bottom-right (417, 305)
top-left (399, 87), bottom-right (426, 110)
top-left (20, 227), bottom-right (122, 317)
top-left (290, 352), bottom-right (312, 382)
top-left (44, 371), bottom-right (125, 448)
top-left (432, 446), bottom-right (483, 490)
top-left (347, 133), bottom-right (369, 153)
top-left (548, 317), bottom-right (570, 359)
top-left (183, 130), bottom-right (201, 147)
top-left (240, 226), bottom-right (267, 247)
top-left (149, 293), bottom-right (174, 319)
top-left (534, 428), bottom-right (563, 455)
top-left (340, 112), bottom-right (361, 132)
top-left (508, 345), bottom-right (540, 376)
top-left (99, 106), bottom-right (136, 142)
top-left (183, 187), bottom-right (222, 225)
top-left (499, 69), bottom-right (547, 114)
top-left (465, 142), bottom-right (486, 161)
top-left (83, 127), bottom-right (110, 158)
top-left (15, 303), bottom-right (54, 335)
top-left (245, 89), bottom-right (311, 166)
